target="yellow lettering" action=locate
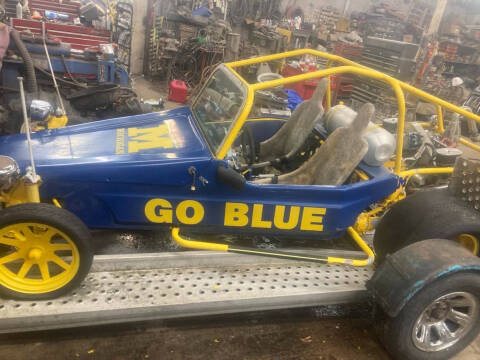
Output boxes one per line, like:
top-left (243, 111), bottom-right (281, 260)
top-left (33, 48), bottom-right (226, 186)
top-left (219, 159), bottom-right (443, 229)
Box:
top-left (273, 205), bottom-right (300, 230)
top-left (145, 198), bottom-right (173, 223)
top-left (127, 124), bottom-right (174, 153)
top-left (251, 204), bottom-right (272, 228)
top-left (300, 207), bottom-right (326, 231)
top-left (145, 199), bottom-right (327, 232)
top-left (115, 128), bottom-right (125, 154)
top-left (176, 200), bottom-right (204, 225)
top-left (224, 202), bottom-right (249, 227)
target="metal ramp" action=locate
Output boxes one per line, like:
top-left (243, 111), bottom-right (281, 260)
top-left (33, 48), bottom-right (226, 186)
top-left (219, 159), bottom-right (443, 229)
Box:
top-left (0, 249), bottom-right (373, 334)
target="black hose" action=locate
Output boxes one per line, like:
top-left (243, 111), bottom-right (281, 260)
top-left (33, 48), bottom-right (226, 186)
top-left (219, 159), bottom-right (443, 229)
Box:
top-left (10, 29), bottom-right (38, 94)
top-left (33, 63), bottom-right (85, 88)
top-left (241, 126), bottom-right (256, 165)
top-left (60, 55), bottom-right (87, 88)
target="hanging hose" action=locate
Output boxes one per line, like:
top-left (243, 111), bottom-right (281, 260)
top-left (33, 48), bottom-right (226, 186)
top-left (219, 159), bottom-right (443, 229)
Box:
top-left (10, 29), bottom-right (38, 95)
top-left (34, 63), bottom-right (86, 88)
top-left (60, 55), bottom-right (87, 88)
top-left (42, 22), bottom-right (65, 115)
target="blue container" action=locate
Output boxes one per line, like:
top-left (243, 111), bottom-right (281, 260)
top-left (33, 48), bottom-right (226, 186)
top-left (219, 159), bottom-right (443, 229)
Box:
top-left (192, 6), bottom-right (212, 17)
top-left (45, 10), bottom-right (70, 21)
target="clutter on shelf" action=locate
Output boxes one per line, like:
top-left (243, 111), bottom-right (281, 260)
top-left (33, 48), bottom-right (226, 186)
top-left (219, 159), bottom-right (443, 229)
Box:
top-left (0, 0), bottom-right (142, 134)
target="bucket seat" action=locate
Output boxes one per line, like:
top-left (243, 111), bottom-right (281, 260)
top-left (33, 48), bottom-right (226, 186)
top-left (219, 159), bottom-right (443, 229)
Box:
top-left (256, 78), bottom-right (329, 165)
top-left (254, 103), bottom-right (374, 186)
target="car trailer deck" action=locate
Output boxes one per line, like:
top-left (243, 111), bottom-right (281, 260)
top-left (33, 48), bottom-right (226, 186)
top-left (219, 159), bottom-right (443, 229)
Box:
top-left (0, 249), bottom-right (372, 334)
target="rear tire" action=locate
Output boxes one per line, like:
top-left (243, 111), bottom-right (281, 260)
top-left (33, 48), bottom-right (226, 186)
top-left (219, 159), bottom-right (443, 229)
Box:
top-left (379, 272), bottom-right (480, 360)
top-left (374, 188), bottom-right (480, 263)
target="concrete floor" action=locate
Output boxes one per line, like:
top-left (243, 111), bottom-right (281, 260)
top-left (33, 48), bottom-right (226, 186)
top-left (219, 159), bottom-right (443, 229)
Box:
top-left (2, 79), bottom-right (480, 359)
top-left (132, 75), bottom-right (167, 102)
top-left (459, 339), bottom-right (480, 359)
top-left (133, 76), bottom-right (182, 110)
top-left (0, 305), bottom-right (478, 360)
top-left (0, 309), bottom-right (394, 360)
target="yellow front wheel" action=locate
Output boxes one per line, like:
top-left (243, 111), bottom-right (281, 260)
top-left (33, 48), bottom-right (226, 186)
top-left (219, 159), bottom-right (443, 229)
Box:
top-left (0, 204), bottom-right (93, 300)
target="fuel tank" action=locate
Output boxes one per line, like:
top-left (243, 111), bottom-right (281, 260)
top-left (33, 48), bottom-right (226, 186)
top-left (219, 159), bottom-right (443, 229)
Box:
top-left (324, 105), bottom-right (396, 167)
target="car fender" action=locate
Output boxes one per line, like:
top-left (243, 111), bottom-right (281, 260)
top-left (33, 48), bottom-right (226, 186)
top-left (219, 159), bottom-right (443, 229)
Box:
top-left (368, 239), bottom-right (480, 317)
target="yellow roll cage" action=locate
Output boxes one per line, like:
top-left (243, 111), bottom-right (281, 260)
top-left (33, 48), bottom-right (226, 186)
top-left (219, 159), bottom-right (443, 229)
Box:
top-left (216, 48), bottom-right (480, 175)
top-left (172, 49), bottom-right (480, 265)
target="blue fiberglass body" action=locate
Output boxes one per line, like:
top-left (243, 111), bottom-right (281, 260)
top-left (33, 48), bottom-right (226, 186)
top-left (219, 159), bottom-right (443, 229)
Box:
top-left (0, 106), bottom-right (399, 239)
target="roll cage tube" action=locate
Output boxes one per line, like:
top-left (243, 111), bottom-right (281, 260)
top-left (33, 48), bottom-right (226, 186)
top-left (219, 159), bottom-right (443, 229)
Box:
top-left (216, 49), bottom-right (480, 174)
top-left (174, 50), bottom-right (480, 264)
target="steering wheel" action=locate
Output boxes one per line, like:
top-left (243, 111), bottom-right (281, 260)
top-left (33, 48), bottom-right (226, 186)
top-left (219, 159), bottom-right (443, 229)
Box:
top-left (241, 125), bottom-right (256, 166)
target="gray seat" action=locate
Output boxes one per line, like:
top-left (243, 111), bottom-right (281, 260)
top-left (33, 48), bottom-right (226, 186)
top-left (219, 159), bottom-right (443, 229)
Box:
top-left (254, 103), bottom-right (374, 186)
top-left (257, 78), bottom-right (329, 163)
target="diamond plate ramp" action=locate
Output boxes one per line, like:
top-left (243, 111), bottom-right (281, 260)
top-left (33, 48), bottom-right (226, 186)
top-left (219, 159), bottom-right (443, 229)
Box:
top-left (0, 250), bottom-right (373, 333)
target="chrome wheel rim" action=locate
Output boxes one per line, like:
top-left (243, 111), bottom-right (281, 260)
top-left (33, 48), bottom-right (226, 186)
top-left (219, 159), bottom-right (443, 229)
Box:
top-left (412, 291), bottom-right (478, 352)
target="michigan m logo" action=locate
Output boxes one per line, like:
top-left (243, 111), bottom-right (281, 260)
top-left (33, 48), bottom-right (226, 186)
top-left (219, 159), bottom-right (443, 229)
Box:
top-left (127, 124), bottom-right (174, 153)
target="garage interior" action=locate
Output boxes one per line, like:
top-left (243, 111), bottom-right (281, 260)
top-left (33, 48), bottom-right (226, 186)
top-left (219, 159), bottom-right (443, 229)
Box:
top-left (0, 0), bottom-right (480, 359)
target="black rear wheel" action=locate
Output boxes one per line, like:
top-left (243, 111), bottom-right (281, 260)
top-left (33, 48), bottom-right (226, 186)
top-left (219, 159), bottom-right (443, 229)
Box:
top-left (374, 188), bottom-right (480, 263)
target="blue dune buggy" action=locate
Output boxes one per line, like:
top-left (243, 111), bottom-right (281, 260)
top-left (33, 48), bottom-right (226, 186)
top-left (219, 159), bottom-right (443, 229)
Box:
top-left (0, 50), bottom-right (480, 359)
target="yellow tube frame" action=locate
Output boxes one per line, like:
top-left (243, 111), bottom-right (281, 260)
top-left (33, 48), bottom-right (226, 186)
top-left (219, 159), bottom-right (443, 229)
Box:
top-left (216, 49), bottom-right (480, 174)
top-left (0, 178), bottom-right (41, 207)
top-left (171, 227), bottom-right (228, 252)
top-left (172, 227), bottom-right (374, 266)
top-left (25, 182), bottom-right (41, 203)
top-left (175, 49), bottom-right (480, 265)
top-left (460, 137), bottom-right (480, 152)
top-left (398, 167), bottom-right (454, 178)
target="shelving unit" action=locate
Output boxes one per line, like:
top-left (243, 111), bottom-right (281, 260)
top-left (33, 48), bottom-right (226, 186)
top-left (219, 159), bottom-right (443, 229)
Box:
top-left (351, 37), bottom-right (418, 104)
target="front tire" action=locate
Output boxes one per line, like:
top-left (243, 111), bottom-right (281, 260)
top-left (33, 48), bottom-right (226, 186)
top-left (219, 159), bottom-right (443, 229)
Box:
top-left (380, 272), bottom-right (480, 360)
top-left (0, 203), bottom-right (93, 300)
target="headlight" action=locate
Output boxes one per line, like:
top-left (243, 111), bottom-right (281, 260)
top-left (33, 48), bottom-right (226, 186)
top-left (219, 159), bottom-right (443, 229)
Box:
top-left (0, 156), bottom-right (20, 190)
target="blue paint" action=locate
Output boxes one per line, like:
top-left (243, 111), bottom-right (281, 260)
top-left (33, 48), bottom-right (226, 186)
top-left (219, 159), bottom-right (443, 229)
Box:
top-left (4, 48), bottom-right (130, 86)
top-left (0, 106), bottom-right (400, 238)
top-left (433, 264), bottom-right (480, 280)
top-left (401, 265), bottom-right (480, 307)
top-left (404, 280), bottom-right (425, 303)
top-left (244, 120), bottom-right (285, 143)
top-left (436, 265), bottom-right (464, 278)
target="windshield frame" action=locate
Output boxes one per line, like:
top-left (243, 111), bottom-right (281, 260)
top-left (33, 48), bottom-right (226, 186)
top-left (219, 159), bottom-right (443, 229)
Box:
top-left (191, 65), bottom-right (249, 157)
